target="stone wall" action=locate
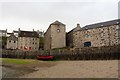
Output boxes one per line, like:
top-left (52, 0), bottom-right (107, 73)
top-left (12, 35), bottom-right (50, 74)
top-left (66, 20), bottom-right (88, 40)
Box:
top-left (51, 24), bottom-right (66, 49)
top-left (6, 40), bottom-right (18, 49)
top-left (44, 27), bottom-right (51, 50)
top-left (66, 24), bottom-right (81, 48)
top-left (2, 45), bottom-right (120, 60)
top-left (18, 37), bottom-right (39, 50)
top-left (6, 34), bottom-right (18, 49)
top-left (66, 31), bottom-right (74, 47)
top-left (73, 25), bottom-right (120, 48)
top-left (44, 21), bottom-right (66, 50)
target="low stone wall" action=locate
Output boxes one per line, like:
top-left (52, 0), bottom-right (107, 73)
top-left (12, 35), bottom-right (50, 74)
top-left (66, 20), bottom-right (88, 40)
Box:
top-left (1, 45), bottom-right (120, 60)
top-left (1, 50), bottom-right (40, 59)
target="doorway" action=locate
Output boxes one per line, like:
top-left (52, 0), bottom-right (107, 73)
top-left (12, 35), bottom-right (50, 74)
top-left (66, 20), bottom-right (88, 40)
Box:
top-left (84, 41), bottom-right (91, 47)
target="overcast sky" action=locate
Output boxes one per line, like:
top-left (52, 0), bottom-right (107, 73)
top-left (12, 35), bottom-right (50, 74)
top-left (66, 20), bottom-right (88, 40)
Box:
top-left (0, 0), bottom-right (119, 32)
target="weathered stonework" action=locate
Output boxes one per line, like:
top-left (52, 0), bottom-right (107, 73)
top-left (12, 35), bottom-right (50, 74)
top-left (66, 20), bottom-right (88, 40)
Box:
top-left (17, 37), bottom-right (39, 50)
top-left (7, 30), bottom-right (39, 50)
top-left (6, 33), bottom-right (18, 49)
top-left (44, 20), bottom-right (66, 50)
top-left (66, 24), bottom-right (81, 48)
top-left (18, 31), bottom-right (39, 50)
top-left (0, 29), bottom-right (7, 37)
top-left (67, 19), bottom-right (120, 48)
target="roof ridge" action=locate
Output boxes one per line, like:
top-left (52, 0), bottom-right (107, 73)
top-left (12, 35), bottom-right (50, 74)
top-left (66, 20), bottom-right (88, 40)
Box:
top-left (51, 20), bottom-right (65, 26)
top-left (82, 19), bottom-right (120, 30)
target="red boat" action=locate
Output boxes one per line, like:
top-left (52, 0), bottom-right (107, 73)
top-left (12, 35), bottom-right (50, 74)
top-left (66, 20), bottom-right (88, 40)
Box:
top-left (36, 55), bottom-right (54, 60)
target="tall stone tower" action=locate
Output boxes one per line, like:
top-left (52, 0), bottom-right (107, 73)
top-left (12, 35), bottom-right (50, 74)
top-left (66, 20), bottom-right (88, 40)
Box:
top-left (44, 20), bottom-right (66, 50)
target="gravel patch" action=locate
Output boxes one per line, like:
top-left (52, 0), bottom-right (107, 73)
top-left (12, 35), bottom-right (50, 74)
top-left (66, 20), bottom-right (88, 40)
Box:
top-left (20, 60), bottom-right (119, 78)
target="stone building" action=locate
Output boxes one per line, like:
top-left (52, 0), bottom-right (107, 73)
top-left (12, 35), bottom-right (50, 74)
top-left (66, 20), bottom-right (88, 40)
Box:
top-left (0, 29), bottom-right (7, 49)
top-left (66, 24), bottom-right (81, 48)
top-left (6, 33), bottom-right (18, 49)
top-left (67, 19), bottom-right (120, 48)
top-left (13, 30), bottom-right (19, 37)
top-left (18, 30), bottom-right (39, 50)
top-left (37, 30), bottom-right (44, 37)
top-left (44, 20), bottom-right (66, 50)
top-left (0, 29), bottom-right (7, 37)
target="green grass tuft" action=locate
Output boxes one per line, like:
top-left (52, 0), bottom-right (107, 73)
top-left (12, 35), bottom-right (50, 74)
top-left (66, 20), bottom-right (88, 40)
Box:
top-left (2, 58), bottom-right (33, 65)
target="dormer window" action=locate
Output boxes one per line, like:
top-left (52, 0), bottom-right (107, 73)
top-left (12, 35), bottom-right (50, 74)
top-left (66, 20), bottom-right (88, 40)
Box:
top-left (85, 28), bottom-right (88, 30)
top-left (116, 25), bottom-right (119, 29)
top-left (57, 29), bottom-right (60, 32)
top-left (116, 22), bottom-right (119, 24)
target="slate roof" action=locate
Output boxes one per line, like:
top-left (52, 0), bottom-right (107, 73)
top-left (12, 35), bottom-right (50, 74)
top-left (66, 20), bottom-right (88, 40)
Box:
top-left (13, 30), bottom-right (19, 33)
top-left (7, 33), bottom-right (18, 41)
top-left (7, 33), bottom-right (12, 35)
top-left (0, 30), bottom-right (7, 33)
top-left (44, 20), bottom-right (65, 35)
top-left (67, 26), bottom-right (81, 34)
top-left (50, 20), bottom-right (65, 26)
top-left (18, 31), bottom-right (39, 38)
top-left (82, 19), bottom-right (120, 30)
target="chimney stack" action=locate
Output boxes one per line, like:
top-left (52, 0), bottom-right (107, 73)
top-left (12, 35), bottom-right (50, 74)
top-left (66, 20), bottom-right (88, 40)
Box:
top-left (18, 28), bottom-right (20, 31)
top-left (73, 23), bottom-right (81, 31)
top-left (77, 24), bottom-right (80, 27)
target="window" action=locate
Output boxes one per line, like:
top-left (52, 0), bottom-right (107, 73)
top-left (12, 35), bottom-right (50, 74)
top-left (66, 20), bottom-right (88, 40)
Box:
top-left (33, 42), bottom-right (34, 44)
top-left (9, 41), bottom-right (11, 43)
top-left (57, 29), bottom-right (60, 32)
top-left (84, 34), bottom-right (90, 38)
top-left (29, 47), bottom-right (31, 50)
top-left (14, 41), bottom-right (16, 43)
top-left (116, 22), bottom-right (119, 24)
